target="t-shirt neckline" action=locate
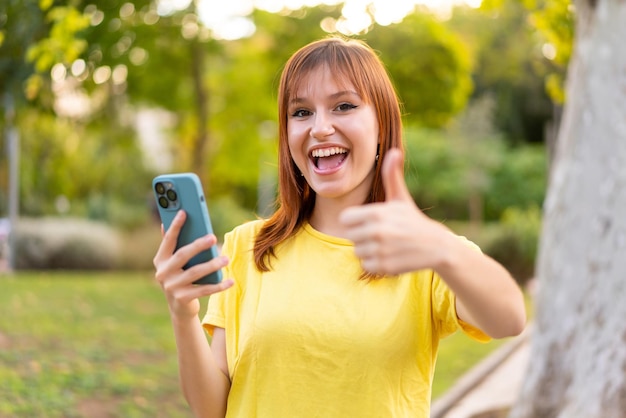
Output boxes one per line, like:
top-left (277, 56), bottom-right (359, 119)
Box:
top-left (302, 222), bottom-right (354, 247)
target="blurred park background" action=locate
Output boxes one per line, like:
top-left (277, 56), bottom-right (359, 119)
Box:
top-left (0, 0), bottom-right (571, 416)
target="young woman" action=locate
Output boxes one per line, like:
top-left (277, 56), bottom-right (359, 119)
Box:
top-left (153, 37), bottom-right (526, 418)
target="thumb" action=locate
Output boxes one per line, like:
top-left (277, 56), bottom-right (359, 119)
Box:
top-left (382, 148), bottom-right (412, 202)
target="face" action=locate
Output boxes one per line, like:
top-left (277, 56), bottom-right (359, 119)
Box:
top-left (287, 65), bottom-right (380, 205)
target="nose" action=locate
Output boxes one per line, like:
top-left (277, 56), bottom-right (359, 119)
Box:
top-left (310, 113), bottom-right (334, 139)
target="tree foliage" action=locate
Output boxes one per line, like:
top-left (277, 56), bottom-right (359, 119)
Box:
top-left (448, 1), bottom-right (556, 144)
top-left (0, 1), bottom-right (47, 101)
top-left (482, 0), bottom-right (574, 104)
top-left (366, 12), bottom-right (473, 128)
top-left (524, 0), bottom-right (574, 104)
top-left (403, 93), bottom-right (546, 223)
top-left (1, 0), bottom-right (553, 230)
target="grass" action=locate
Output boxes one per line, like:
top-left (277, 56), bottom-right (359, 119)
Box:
top-left (0, 271), bottom-right (512, 416)
top-left (0, 271), bottom-right (190, 418)
top-left (432, 329), bottom-right (508, 399)
top-left (433, 288), bottom-right (535, 400)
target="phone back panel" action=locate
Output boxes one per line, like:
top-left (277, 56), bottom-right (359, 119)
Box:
top-left (152, 173), bottom-right (222, 284)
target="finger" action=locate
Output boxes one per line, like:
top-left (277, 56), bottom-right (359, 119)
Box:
top-left (195, 278), bottom-right (235, 295)
top-left (339, 202), bottom-right (386, 228)
top-left (164, 210), bottom-right (186, 243)
top-left (382, 148), bottom-right (412, 202)
top-left (172, 278), bottom-right (235, 305)
top-left (154, 210), bottom-right (186, 265)
top-left (156, 234), bottom-right (220, 288)
top-left (169, 233), bottom-right (219, 270)
top-left (352, 240), bottom-right (381, 259)
top-left (157, 256), bottom-right (228, 291)
top-left (343, 214), bottom-right (387, 244)
top-left (182, 254), bottom-right (229, 285)
top-left (359, 258), bottom-right (379, 275)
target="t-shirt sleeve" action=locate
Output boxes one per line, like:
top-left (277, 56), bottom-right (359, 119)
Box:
top-left (431, 235), bottom-right (491, 343)
top-left (202, 292), bottom-right (226, 337)
top-left (431, 274), bottom-right (490, 343)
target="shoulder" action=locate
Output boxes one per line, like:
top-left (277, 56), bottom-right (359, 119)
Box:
top-left (221, 219), bottom-right (266, 257)
top-left (229, 218), bottom-right (267, 234)
top-left (225, 218), bottom-right (266, 241)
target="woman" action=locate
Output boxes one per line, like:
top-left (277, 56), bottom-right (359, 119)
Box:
top-left (153, 37), bottom-right (526, 418)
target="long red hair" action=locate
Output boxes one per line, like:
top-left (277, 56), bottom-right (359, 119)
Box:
top-left (253, 36), bottom-right (404, 272)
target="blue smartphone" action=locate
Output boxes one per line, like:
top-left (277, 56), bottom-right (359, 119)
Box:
top-left (152, 173), bottom-right (223, 285)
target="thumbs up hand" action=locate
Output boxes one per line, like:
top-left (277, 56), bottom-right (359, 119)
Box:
top-left (340, 148), bottom-right (453, 275)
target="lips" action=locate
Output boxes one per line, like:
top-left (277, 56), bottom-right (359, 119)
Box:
top-left (310, 147), bottom-right (349, 171)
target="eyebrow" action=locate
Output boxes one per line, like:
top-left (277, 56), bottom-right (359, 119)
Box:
top-left (289, 90), bottom-right (361, 105)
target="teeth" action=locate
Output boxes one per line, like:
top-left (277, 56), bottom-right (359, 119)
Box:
top-left (311, 147), bottom-right (348, 158)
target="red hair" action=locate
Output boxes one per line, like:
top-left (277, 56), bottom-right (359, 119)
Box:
top-left (254, 37), bottom-right (404, 272)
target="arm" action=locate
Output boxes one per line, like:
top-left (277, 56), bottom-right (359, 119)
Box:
top-left (340, 149), bottom-right (526, 338)
top-left (153, 210), bottom-right (233, 417)
top-left (429, 230), bottom-right (526, 338)
top-left (171, 320), bottom-right (231, 418)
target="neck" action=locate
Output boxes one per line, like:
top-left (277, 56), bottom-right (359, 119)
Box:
top-left (309, 195), bottom-right (364, 239)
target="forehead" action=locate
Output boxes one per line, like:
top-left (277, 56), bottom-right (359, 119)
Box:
top-left (291, 64), bottom-right (360, 98)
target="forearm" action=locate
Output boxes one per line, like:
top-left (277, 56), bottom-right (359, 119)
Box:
top-left (170, 315), bottom-right (230, 418)
top-left (435, 235), bottom-right (527, 339)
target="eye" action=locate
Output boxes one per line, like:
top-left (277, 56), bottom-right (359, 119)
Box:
top-left (336, 103), bottom-right (358, 112)
top-left (291, 109), bottom-right (311, 118)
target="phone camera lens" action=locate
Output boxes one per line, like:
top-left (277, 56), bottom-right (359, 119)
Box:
top-left (158, 196), bottom-right (169, 208)
top-left (155, 182), bottom-right (165, 194)
top-left (166, 189), bottom-right (177, 201)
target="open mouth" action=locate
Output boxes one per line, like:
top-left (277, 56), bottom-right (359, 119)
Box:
top-left (310, 147), bottom-right (349, 170)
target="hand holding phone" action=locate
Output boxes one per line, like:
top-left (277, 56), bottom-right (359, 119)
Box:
top-left (152, 173), bottom-right (223, 285)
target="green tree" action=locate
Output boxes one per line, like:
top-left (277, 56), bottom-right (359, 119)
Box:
top-left (484, 144), bottom-right (547, 219)
top-left (404, 98), bottom-right (505, 223)
top-left (447, 1), bottom-right (555, 144)
top-left (1, 1), bottom-right (158, 222)
top-left (2, 1), bottom-right (528, 223)
top-left (0, 1), bottom-right (89, 104)
top-left (522, 0), bottom-right (575, 104)
top-left (366, 12), bottom-right (473, 128)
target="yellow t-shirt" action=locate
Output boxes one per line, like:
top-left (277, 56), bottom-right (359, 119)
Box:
top-left (202, 220), bottom-right (488, 418)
